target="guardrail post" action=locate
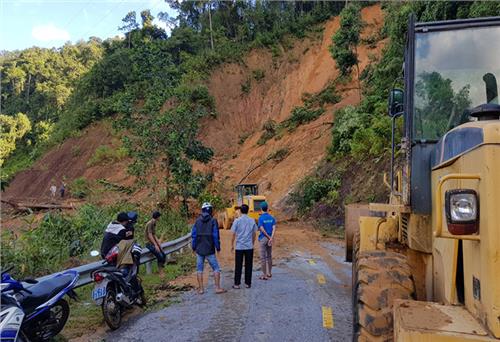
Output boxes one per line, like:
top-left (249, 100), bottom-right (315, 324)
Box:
top-left (145, 261), bottom-right (153, 274)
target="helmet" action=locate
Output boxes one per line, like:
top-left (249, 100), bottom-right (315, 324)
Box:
top-left (127, 211), bottom-right (138, 223)
top-left (201, 202), bottom-right (213, 214)
top-left (201, 202), bottom-right (212, 210)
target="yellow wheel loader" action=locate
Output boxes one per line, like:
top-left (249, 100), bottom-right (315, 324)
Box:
top-left (346, 16), bottom-right (500, 341)
top-left (218, 184), bottom-right (268, 229)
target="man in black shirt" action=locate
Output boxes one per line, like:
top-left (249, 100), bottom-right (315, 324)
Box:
top-left (100, 212), bottom-right (130, 258)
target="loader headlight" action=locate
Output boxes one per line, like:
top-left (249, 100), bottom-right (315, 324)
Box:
top-left (445, 189), bottom-right (479, 235)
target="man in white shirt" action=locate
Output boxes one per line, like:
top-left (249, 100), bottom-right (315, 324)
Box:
top-left (230, 204), bottom-right (258, 289)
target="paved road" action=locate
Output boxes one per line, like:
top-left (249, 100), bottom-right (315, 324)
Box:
top-left (106, 241), bottom-right (352, 342)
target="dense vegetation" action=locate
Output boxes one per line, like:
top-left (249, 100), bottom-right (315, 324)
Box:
top-left (1, 204), bottom-right (188, 278)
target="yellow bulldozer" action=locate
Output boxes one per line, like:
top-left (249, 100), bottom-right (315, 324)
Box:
top-left (218, 183), bottom-right (268, 229)
top-left (346, 15), bottom-right (500, 341)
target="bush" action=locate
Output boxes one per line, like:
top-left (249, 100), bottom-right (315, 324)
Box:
top-left (284, 106), bottom-right (325, 130)
top-left (70, 177), bottom-right (90, 198)
top-left (241, 78), bottom-right (252, 94)
top-left (257, 119), bottom-right (278, 146)
top-left (197, 190), bottom-right (228, 212)
top-left (290, 175), bottom-right (341, 215)
top-left (267, 148), bottom-right (289, 162)
top-left (252, 69), bottom-right (265, 82)
top-left (87, 145), bottom-right (128, 166)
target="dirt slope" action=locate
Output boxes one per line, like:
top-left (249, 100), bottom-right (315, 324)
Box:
top-left (3, 121), bottom-right (135, 202)
top-left (2, 5), bottom-right (385, 216)
top-left (201, 5), bottom-right (384, 210)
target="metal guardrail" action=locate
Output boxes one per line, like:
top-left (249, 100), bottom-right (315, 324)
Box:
top-left (35, 233), bottom-right (191, 288)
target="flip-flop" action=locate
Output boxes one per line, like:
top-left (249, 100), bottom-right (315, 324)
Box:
top-left (198, 289), bottom-right (204, 295)
top-left (232, 285), bottom-right (240, 289)
top-left (215, 288), bottom-right (227, 294)
top-left (267, 274), bottom-right (272, 278)
top-left (259, 275), bottom-right (268, 280)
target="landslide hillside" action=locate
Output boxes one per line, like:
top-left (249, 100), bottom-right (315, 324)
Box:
top-left (3, 5), bottom-right (384, 215)
top-left (203, 5), bottom-right (384, 209)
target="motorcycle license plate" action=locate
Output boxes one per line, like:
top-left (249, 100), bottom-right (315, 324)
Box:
top-left (92, 281), bottom-right (108, 303)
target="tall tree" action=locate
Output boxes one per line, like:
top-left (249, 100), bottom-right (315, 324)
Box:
top-left (119, 11), bottom-right (139, 48)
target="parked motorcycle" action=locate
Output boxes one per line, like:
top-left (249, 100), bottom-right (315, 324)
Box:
top-left (90, 241), bottom-right (146, 330)
top-left (0, 266), bottom-right (78, 341)
top-left (0, 293), bottom-right (25, 341)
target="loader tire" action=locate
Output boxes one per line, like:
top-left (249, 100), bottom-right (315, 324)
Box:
top-left (352, 248), bottom-right (415, 342)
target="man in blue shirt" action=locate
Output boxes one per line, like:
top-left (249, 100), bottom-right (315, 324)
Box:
top-left (257, 202), bottom-right (276, 280)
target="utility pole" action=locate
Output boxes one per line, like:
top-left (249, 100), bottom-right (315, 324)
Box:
top-left (208, 1), bottom-right (214, 50)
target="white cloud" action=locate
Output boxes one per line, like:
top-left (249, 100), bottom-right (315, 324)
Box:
top-left (32, 23), bottom-right (70, 42)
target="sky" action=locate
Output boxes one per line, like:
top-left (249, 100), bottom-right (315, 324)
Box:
top-left (0, 0), bottom-right (176, 51)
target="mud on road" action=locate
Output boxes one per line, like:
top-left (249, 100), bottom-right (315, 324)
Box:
top-left (77, 222), bottom-right (353, 341)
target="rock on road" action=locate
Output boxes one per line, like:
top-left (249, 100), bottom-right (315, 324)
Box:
top-left (105, 224), bottom-right (352, 342)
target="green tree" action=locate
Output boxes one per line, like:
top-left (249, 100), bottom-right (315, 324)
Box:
top-left (119, 11), bottom-right (139, 48)
top-left (329, 4), bottom-right (362, 77)
top-left (0, 113), bottom-right (31, 166)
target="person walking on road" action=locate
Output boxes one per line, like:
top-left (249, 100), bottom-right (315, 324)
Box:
top-left (258, 202), bottom-right (276, 280)
top-left (231, 204), bottom-right (258, 289)
top-left (145, 211), bottom-right (166, 278)
top-left (191, 202), bottom-right (226, 295)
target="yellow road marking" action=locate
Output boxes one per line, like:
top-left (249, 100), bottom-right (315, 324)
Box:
top-left (308, 259), bottom-right (316, 265)
top-left (322, 306), bottom-right (334, 329)
top-left (317, 274), bottom-right (326, 284)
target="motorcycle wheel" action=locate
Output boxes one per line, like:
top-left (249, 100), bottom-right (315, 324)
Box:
top-left (137, 290), bottom-right (147, 307)
top-left (26, 299), bottom-right (70, 341)
top-left (102, 288), bottom-right (121, 330)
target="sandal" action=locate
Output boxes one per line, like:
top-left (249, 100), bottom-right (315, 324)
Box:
top-left (259, 275), bottom-right (268, 280)
top-left (266, 274), bottom-right (272, 278)
top-left (232, 285), bottom-right (240, 289)
top-left (245, 284), bottom-right (251, 288)
top-left (215, 288), bottom-right (227, 294)
top-left (198, 289), bottom-right (204, 295)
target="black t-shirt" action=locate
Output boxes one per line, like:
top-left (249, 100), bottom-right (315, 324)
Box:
top-left (124, 221), bottom-right (135, 240)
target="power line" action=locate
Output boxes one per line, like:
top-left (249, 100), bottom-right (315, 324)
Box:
top-left (79, 0), bottom-right (124, 41)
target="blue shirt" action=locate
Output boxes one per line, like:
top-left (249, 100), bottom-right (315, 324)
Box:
top-left (258, 212), bottom-right (276, 241)
top-left (231, 215), bottom-right (258, 250)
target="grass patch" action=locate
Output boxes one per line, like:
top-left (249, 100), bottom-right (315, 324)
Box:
top-left (96, 179), bottom-right (133, 195)
top-left (70, 177), bottom-right (90, 199)
top-left (87, 145), bottom-right (128, 167)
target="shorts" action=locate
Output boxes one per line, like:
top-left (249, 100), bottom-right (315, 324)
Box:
top-left (196, 253), bottom-right (220, 273)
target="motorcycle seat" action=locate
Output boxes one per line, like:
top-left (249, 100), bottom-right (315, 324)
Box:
top-left (19, 274), bottom-right (74, 314)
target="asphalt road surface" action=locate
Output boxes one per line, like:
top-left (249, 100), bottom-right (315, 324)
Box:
top-left (105, 241), bottom-right (352, 342)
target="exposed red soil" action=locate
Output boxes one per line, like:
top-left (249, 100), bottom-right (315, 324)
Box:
top-left (200, 5), bottom-right (385, 212)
